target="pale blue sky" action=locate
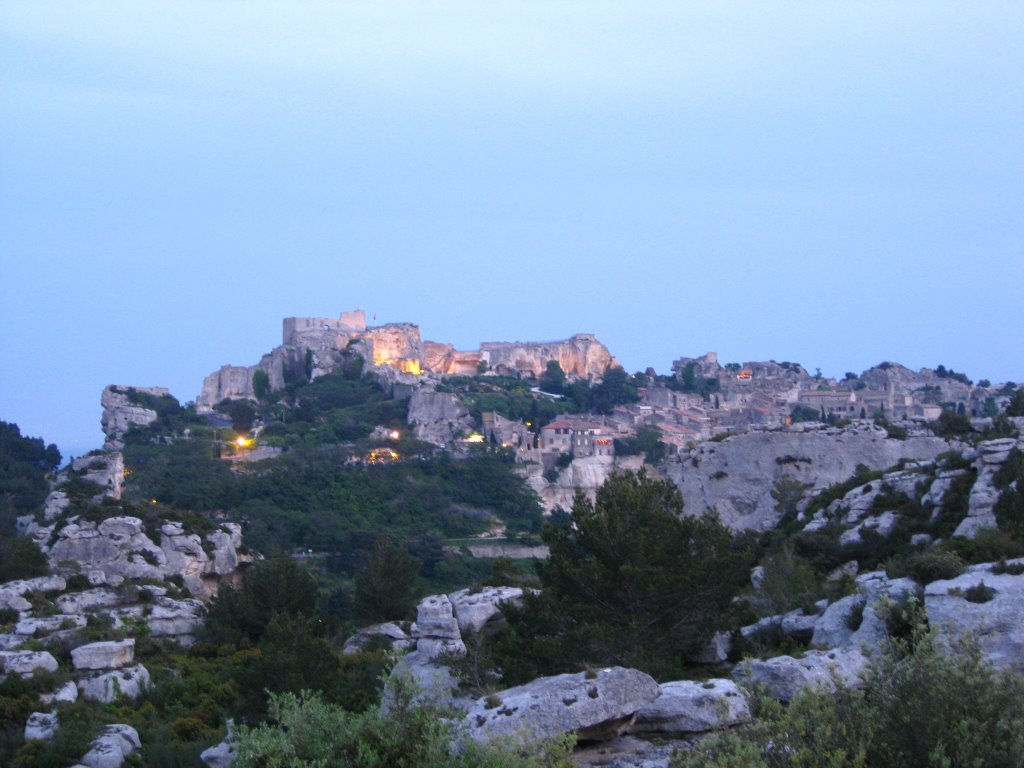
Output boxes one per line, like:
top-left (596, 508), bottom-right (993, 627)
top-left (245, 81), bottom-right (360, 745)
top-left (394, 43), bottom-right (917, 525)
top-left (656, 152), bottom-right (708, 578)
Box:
top-left (2, 1), bottom-right (1022, 458)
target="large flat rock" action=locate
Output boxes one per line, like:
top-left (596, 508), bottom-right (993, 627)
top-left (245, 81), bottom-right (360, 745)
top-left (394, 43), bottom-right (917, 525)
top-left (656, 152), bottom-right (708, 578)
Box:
top-left (732, 648), bottom-right (869, 702)
top-left (632, 679), bottom-right (751, 735)
top-left (925, 559), bottom-right (1024, 671)
top-left (462, 666), bottom-right (660, 744)
top-left (71, 639), bottom-right (135, 671)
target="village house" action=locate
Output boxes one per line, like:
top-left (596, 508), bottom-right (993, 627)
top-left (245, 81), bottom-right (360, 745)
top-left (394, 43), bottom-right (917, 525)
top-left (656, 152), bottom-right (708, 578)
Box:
top-left (540, 416), bottom-right (616, 459)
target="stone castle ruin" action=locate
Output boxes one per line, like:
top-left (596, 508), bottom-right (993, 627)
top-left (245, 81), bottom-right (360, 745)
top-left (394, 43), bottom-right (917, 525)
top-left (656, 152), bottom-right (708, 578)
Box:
top-left (196, 309), bottom-right (617, 411)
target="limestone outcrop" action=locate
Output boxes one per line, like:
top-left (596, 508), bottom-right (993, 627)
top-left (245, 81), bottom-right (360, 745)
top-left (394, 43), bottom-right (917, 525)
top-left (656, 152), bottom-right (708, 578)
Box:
top-left (71, 639), bottom-right (134, 671)
top-left (924, 559), bottom-right (1024, 671)
top-left (462, 667), bottom-right (660, 744)
top-left (447, 586), bottom-right (525, 634)
top-left (632, 679), bottom-right (751, 735)
top-left (667, 423), bottom-right (953, 530)
top-left (523, 455), bottom-right (644, 514)
top-left (411, 594), bottom-right (466, 659)
top-left (200, 723), bottom-right (237, 768)
top-left (479, 334), bottom-right (616, 380)
top-left (40, 681), bottom-right (78, 705)
top-left (197, 365), bottom-right (262, 411)
top-left (100, 386), bottom-right (171, 449)
top-left (407, 390), bottom-right (473, 446)
top-left (78, 664), bottom-right (150, 702)
top-left (44, 517), bottom-right (247, 600)
top-left (810, 572), bottom-right (916, 651)
top-left (24, 711), bottom-right (59, 741)
top-left (0, 576), bottom-right (66, 612)
top-left (67, 453), bottom-right (125, 501)
top-left (732, 648), bottom-right (869, 702)
top-left (341, 622), bottom-right (415, 655)
top-left (77, 723), bottom-right (141, 768)
top-left (0, 650), bottom-right (59, 677)
top-left (146, 597), bottom-right (205, 640)
top-left (955, 438), bottom-right (1023, 537)
top-left (423, 341), bottom-right (482, 375)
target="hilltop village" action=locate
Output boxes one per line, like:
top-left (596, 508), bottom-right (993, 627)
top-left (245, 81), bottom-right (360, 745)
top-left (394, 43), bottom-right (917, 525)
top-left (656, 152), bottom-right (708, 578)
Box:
top-left (190, 307), bottom-right (1007, 454)
top-left (158, 308), bottom-right (1015, 518)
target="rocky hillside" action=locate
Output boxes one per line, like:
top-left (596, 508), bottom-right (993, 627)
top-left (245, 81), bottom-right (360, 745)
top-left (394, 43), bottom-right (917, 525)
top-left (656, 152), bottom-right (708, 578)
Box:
top-left (667, 422), bottom-right (955, 530)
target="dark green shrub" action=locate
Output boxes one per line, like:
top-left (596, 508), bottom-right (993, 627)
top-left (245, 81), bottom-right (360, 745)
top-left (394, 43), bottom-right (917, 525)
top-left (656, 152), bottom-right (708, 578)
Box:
top-left (64, 573), bottom-right (91, 591)
top-left (942, 529), bottom-right (1023, 564)
top-left (992, 558), bottom-right (1024, 575)
top-left (846, 600), bottom-right (865, 631)
top-left (932, 409), bottom-right (973, 437)
top-left (0, 537), bottom-right (48, 582)
top-left (354, 537), bottom-right (422, 623)
top-left (961, 581), bottom-right (995, 603)
top-left (750, 548), bottom-right (822, 617)
top-left (888, 549), bottom-right (964, 584)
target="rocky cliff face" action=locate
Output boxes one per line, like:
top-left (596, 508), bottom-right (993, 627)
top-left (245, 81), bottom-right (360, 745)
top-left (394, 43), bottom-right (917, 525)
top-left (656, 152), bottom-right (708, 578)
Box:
top-left (362, 323), bottom-right (424, 374)
top-left (423, 341), bottom-right (482, 375)
top-left (197, 364), bottom-right (260, 412)
top-left (860, 362), bottom-right (973, 405)
top-left (955, 437), bottom-right (1022, 536)
top-left (23, 516), bottom-right (249, 601)
top-left (521, 455), bottom-right (645, 513)
top-left (666, 423), bottom-right (953, 530)
top-left (407, 389), bottom-right (473, 446)
top-left (100, 386), bottom-right (170, 449)
top-left (479, 334), bottom-right (616, 379)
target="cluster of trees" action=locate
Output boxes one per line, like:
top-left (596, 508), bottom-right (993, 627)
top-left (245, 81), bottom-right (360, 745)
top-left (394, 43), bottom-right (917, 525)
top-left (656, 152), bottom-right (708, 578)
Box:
top-left (0, 422), bottom-right (56, 582)
top-left (663, 362), bottom-right (721, 399)
top-left (542, 362), bottom-right (641, 414)
top-left (0, 421), bottom-right (60, 523)
top-left (613, 425), bottom-right (668, 464)
top-left (127, 446), bottom-right (543, 551)
top-left (478, 471), bottom-right (753, 683)
top-left (934, 363), bottom-right (973, 385)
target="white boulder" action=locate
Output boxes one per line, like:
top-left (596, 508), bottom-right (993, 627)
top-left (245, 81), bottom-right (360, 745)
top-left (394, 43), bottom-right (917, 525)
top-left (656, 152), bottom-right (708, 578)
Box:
top-left (632, 678), bottom-right (751, 735)
top-left (79, 723), bottom-right (141, 768)
top-left (732, 648), bottom-right (869, 702)
top-left (412, 594), bottom-right (465, 658)
top-left (71, 639), bottom-right (135, 671)
top-left (462, 666), bottom-right (660, 744)
top-left (78, 664), bottom-right (150, 702)
top-left (0, 650), bottom-right (59, 676)
top-left (24, 711), bottom-right (59, 741)
top-left (40, 680), bottom-right (79, 705)
top-left (342, 622), bottom-right (415, 655)
top-left (448, 586), bottom-right (525, 634)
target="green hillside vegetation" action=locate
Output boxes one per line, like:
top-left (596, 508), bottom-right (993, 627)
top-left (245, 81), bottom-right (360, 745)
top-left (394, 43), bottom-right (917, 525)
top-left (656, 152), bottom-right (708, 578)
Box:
top-left (677, 620), bottom-right (1024, 768)
top-left (0, 422), bottom-right (58, 581)
top-left (453, 471), bottom-right (755, 686)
